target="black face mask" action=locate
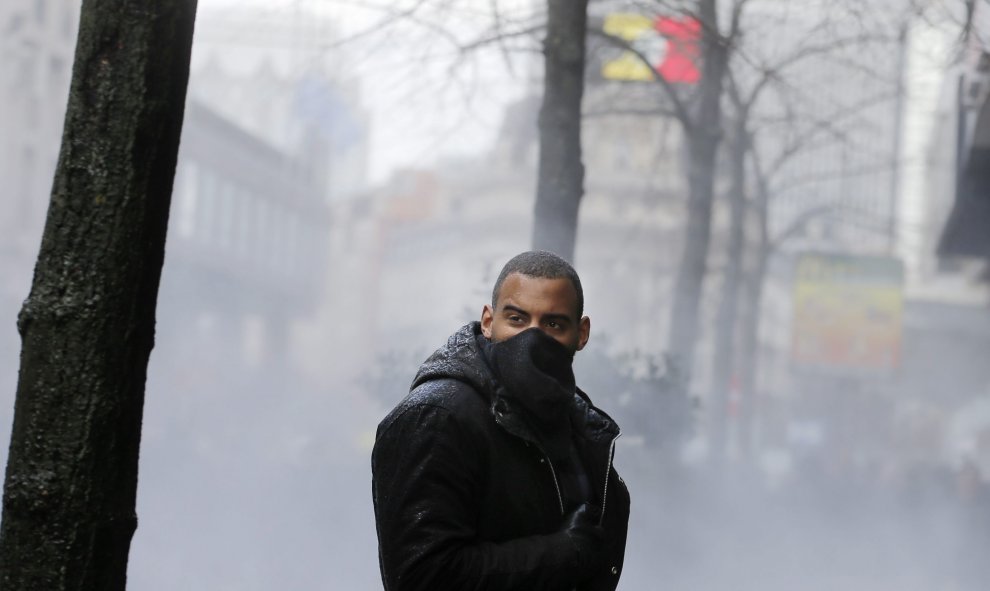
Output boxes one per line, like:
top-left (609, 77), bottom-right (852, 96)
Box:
top-left (482, 328), bottom-right (576, 429)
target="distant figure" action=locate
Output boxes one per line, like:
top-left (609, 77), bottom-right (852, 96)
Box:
top-left (372, 251), bottom-right (630, 590)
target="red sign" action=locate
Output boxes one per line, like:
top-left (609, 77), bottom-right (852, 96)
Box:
top-left (655, 17), bottom-right (700, 84)
top-left (602, 14), bottom-right (700, 84)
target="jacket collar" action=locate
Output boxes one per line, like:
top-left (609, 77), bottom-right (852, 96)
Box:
top-left (412, 321), bottom-right (621, 445)
top-left (491, 383), bottom-right (620, 447)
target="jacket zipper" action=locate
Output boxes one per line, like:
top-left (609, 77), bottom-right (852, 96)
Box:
top-left (495, 401), bottom-right (623, 522)
top-left (541, 448), bottom-right (565, 516)
top-left (539, 450), bottom-right (574, 591)
top-left (494, 413), bottom-right (565, 516)
top-left (599, 432), bottom-right (620, 526)
top-left (541, 432), bottom-right (620, 523)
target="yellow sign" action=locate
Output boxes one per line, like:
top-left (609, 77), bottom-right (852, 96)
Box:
top-left (602, 14), bottom-right (659, 81)
top-left (791, 253), bottom-right (904, 372)
top-left (601, 13), bottom-right (700, 83)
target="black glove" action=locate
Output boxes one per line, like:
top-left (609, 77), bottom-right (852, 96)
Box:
top-left (560, 503), bottom-right (605, 578)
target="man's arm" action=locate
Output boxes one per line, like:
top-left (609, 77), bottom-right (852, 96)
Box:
top-left (372, 402), bottom-right (584, 591)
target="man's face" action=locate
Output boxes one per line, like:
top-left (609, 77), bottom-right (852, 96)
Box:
top-left (481, 273), bottom-right (590, 353)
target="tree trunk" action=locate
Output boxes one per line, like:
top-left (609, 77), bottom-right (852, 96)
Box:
top-left (0, 1), bottom-right (197, 588)
top-left (709, 121), bottom-right (748, 463)
top-left (737, 245), bottom-right (767, 459)
top-left (736, 158), bottom-right (772, 460)
top-left (666, 0), bottom-right (728, 373)
top-left (532, 0), bottom-right (589, 262)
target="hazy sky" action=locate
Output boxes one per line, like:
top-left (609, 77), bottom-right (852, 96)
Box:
top-left (197, 0), bottom-right (540, 183)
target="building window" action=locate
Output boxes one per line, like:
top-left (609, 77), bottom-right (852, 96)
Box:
top-left (272, 207), bottom-right (285, 271)
top-left (247, 193), bottom-right (261, 261)
top-left (258, 199), bottom-right (274, 268)
top-left (49, 56), bottom-right (65, 82)
top-left (237, 190), bottom-right (251, 258)
top-left (285, 213), bottom-right (299, 274)
top-left (197, 168), bottom-right (217, 243)
top-left (217, 180), bottom-right (234, 251)
top-left (19, 147), bottom-right (36, 225)
top-left (175, 164), bottom-right (197, 238)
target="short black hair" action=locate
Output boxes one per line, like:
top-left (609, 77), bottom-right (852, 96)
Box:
top-left (491, 250), bottom-right (584, 319)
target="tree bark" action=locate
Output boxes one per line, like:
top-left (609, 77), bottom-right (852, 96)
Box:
top-left (709, 120), bottom-right (748, 463)
top-left (0, 1), bottom-right (198, 588)
top-left (666, 0), bottom-right (728, 372)
top-left (736, 155), bottom-right (772, 460)
top-left (532, 0), bottom-right (589, 262)
top-left (737, 246), bottom-right (767, 459)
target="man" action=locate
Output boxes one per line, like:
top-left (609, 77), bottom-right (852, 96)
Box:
top-left (372, 251), bottom-right (630, 591)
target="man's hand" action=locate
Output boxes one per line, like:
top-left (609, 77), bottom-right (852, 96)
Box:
top-left (560, 503), bottom-right (605, 577)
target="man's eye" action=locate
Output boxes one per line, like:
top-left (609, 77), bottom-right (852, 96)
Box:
top-left (508, 315), bottom-right (523, 323)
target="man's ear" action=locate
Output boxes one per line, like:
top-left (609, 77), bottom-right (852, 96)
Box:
top-left (481, 305), bottom-right (494, 339)
top-left (576, 316), bottom-right (590, 351)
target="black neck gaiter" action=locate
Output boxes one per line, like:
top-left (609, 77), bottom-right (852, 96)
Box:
top-left (481, 328), bottom-right (577, 460)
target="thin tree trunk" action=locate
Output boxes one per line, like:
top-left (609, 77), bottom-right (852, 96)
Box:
top-left (737, 156), bottom-right (772, 460)
top-left (666, 0), bottom-right (728, 372)
top-left (0, 1), bottom-right (198, 588)
top-left (737, 245), bottom-right (767, 459)
top-left (709, 121), bottom-right (748, 463)
top-left (532, 0), bottom-right (589, 262)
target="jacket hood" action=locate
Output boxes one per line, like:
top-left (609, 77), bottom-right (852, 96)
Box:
top-left (411, 322), bottom-right (498, 398)
top-left (412, 322), bottom-right (622, 442)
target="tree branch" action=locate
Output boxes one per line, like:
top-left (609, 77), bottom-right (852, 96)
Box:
top-left (587, 27), bottom-right (694, 126)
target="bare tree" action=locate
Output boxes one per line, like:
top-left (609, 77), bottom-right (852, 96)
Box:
top-left (532, 0), bottom-right (590, 261)
top-left (730, 78), bottom-right (905, 458)
top-left (591, 0), bottom-right (747, 373)
top-left (662, 0), bottom-right (733, 374)
top-left (0, 1), bottom-right (198, 588)
top-left (706, 14), bottom-right (904, 460)
top-left (708, 79), bottom-right (750, 463)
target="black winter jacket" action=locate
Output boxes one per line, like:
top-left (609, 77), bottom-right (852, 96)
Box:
top-left (372, 323), bottom-right (630, 591)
